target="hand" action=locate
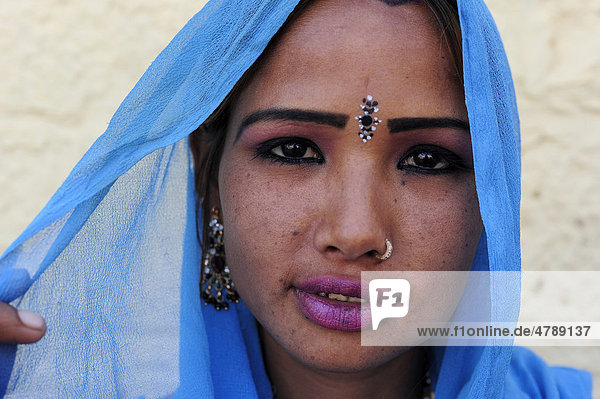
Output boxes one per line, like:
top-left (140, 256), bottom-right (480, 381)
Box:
top-left (0, 302), bottom-right (46, 344)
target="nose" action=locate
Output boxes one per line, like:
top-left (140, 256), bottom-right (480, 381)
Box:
top-left (313, 160), bottom-right (389, 262)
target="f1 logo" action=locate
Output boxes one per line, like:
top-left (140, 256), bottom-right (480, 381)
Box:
top-left (369, 279), bottom-right (411, 330)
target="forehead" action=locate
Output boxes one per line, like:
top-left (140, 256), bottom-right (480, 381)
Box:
top-left (281, 0), bottom-right (439, 54)
top-left (232, 0), bottom-right (463, 121)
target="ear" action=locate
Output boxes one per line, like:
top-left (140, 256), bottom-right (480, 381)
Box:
top-left (189, 126), bottom-right (225, 214)
top-left (207, 173), bottom-right (221, 211)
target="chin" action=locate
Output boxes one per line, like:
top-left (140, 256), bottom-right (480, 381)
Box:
top-left (304, 340), bottom-right (412, 374)
top-left (315, 351), bottom-right (409, 374)
top-left (264, 318), bottom-right (413, 374)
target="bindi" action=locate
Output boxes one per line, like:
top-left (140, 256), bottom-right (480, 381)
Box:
top-left (355, 95), bottom-right (382, 143)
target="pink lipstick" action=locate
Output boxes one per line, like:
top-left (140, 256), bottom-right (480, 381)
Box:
top-left (295, 276), bottom-right (368, 332)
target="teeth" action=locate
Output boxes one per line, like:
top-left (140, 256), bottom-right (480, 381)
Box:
top-left (347, 296), bottom-right (365, 304)
top-left (329, 293), bottom-right (349, 302)
top-left (316, 292), bottom-right (365, 303)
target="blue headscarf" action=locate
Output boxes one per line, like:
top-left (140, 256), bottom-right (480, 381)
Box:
top-left (0, 0), bottom-right (592, 397)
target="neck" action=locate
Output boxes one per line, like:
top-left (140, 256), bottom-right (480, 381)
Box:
top-left (259, 326), bottom-right (428, 399)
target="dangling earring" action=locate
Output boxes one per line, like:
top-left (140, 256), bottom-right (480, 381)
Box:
top-left (200, 207), bottom-right (240, 310)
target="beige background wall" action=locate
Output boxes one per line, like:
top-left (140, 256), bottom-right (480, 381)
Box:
top-left (487, 2), bottom-right (600, 396)
top-left (1, 0), bottom-right (599, 395)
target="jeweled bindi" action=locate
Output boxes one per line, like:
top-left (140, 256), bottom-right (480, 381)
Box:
top-left (355, 95), bottom-right (382, 143)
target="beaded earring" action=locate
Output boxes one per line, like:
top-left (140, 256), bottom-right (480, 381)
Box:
top-left (200, 207), bottom-right (240, 310)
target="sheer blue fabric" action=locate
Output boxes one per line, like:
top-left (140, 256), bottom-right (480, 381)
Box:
top-left (0, 0), bottom-right (592, 397)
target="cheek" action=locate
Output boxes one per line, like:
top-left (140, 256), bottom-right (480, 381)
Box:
top-left (219, 166), bottom-right (311, 255)
top-left (217, 159), bottom-right (312, 316)
top-left (392, 175), bottom-right (482, 271)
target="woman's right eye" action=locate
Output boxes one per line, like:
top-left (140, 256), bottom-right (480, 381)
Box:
top-left (256, 138), bottom-right (324, 164)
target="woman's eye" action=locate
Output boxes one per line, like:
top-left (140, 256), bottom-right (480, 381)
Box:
top-left (272, 142), bottom-right (319, 159)
top-left (398, 145), bottom-right (464, 174)
top-left (404, 150), bottom-right (449, 169)
top-left (255, 138), bottom-right (324, 164)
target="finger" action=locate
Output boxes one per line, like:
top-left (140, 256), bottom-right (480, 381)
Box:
top-left (0, 302), bottom-right (46, 344)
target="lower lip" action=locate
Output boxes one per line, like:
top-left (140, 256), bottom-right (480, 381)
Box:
top-left (295, 289), bottom-right (365, 332)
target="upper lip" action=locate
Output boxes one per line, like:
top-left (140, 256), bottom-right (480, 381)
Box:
top-left (295, 275), bottom-right (362, 298)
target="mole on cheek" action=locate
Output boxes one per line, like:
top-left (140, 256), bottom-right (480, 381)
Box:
top-left (292, 230), bottom-right (299, 236)
top-left (401, 180), bottom-right (406, 186)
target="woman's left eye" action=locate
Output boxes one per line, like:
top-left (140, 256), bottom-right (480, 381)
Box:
top-left (255, 138), bottom-right (324, 164)
top-left (397, 145), bottom-right (465, 174)
top-left (272, 142), bottom-right (319, 159)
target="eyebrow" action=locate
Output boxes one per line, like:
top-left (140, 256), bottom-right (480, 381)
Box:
top-left (387, 117), bottom-right (470, 133)
top-left (236, 108), bottom-right (349, 141)
top-left (378, 0), bottom-right (418, 5)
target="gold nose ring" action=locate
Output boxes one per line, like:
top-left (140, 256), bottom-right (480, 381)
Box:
top-left (374, 238), bottom-right (393, 261)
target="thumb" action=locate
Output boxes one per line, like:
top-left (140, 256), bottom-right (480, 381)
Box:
top-left (0, 302), bottom-right (46, 344)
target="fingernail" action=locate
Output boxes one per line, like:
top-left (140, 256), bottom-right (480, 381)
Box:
top-left (17, 309), bottom-right (46, 330)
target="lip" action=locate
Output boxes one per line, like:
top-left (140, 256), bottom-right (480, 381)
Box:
top-left (294, 276), bottom-right (370, 332)
top-left (296, 275), bottom-right (363, 297)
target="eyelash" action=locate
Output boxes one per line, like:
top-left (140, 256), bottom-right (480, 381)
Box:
top-left (254, 138), bottom-right (467, 175)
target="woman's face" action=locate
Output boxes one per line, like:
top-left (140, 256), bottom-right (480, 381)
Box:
top-left (217, 0), bottom-right (482, 372)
